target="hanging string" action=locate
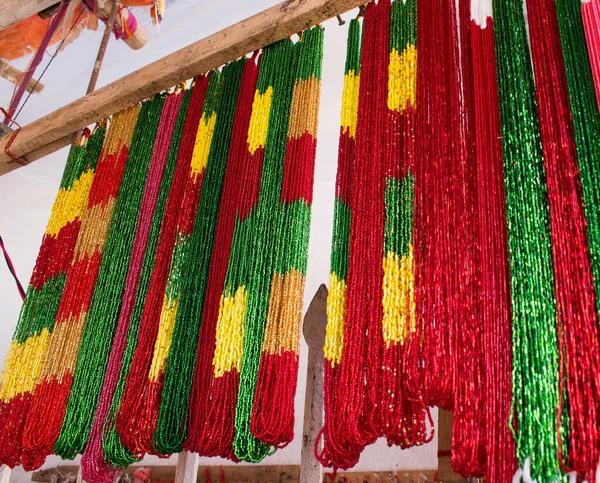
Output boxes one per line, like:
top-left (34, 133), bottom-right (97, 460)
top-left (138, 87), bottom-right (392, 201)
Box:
top-left (526, 0), bottom-right (600, 476)
top-left (102, 88), bottom-right (191, 470)
top-left (450, 0), bottom-right (485, 477)
top-left (0, 235), bottom-right (26, 301)
top-left (469, 4), bottom-right (518, 482)
top-left (493, 0), bottom-right (561, 480)
top-left (250, 26), bottom-right (324, 450)
top-left (20, 107), bottom-right (140, 468)
top-left (232, 39), bottom-right (297, 463)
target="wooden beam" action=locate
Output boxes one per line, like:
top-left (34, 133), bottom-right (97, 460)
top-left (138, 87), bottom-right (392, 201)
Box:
top-left (0, 0), bottom-right (365, 176)
top-left (0, 0), bottom-right (58, 31)
top-left (0, 60), bottom-right (44, 93)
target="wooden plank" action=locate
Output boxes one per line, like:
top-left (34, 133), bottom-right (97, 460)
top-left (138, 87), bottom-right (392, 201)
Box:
top-left (0, 0), bottom-right (58, 31)
top-left (33, 465), bottom-right (438, 483)
top-left (175, 451), bottom-right (199, 483)
top-left (0, 0), bottom-right (365, 176)
top-left (0, 60), bottom-right (44, 93)
top-left (300, 284), bottom-right (327, 483)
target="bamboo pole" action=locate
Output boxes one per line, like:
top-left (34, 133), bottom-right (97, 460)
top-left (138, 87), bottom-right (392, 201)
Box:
top-left (0, 0), bottom-right (365, 176)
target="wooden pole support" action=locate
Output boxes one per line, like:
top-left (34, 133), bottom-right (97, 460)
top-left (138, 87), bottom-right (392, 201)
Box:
top-left (175, 451), bottom-right (199, 483)
top-left (0, 465), bottom-right (11, 483)
top-left (0, 0), bottom-right (365, 176)
top-left (300, 284), bottom-right (328, 483)
top-left (0, 0), bottom-right (59, 31)
top-left (0, 60), bottom-right (44, 93)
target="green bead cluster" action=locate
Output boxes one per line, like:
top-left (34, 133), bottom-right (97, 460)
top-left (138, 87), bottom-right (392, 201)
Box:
top-left (493, 0), bottom-right (562, 480)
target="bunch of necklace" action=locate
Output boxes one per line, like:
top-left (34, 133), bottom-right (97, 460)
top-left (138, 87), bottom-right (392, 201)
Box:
top-left (81, 89), bottom-right (188, 482)
top-left (448, 0), bottom-right (485, 477)
top-left (183, 28), bottom-right (324, 464)
top-left (184, 56), bottom-right (261, 461)
top-left (469, 1), bottom-right (517, 481)
top-left (250, 26), bottom-right (323, 452)
top-left (319, 1), bottom-right (434, 470)
top-left (100, 88), bottom-right (191, 471)
top-left (319, 17), bottom-right (361, 470)
top-left (115, 75), bottom-right (214, 457)
top-left (0, 129), bottom-right (103, 469)
top-left (54, 95), bottom-right (164, 460)
top-left (493, 0), bottom-right (561, 480)
top-left (527, 0), bottom-right (600, 477)
top-left (21, 107), bottom-right (139, 469)
top-left (152, 60), bottom-right (244, 456)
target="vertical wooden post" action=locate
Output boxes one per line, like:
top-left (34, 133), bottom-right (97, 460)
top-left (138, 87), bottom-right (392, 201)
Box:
top-left (175, 451), bottom-right (199, 483)
top-left (86, 0), bottom-right (119, 95)
top-left (300, 284), bottom-right (328, 483)
top-left (0, 465), bottom-right (11, 483)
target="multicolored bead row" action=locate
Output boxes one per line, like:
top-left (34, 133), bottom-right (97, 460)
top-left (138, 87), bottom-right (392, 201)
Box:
top-left (0, 31), bottom-right (322, 477)
top-left (0, 128), bottom-right (103, 469)
top-left (321, 1), bottom-right (600, 481)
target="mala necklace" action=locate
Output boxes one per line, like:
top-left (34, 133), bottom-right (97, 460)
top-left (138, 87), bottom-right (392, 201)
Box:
top-left (184, 55), bottom-right (261, 460)
top-left (450, 0), bottom-right (485, 477)
top-left (0, 128), bottom-right (103, 469)
top-left (21, 107), bottom-right (140, 466)
top-left (101, 88), bottom-right (191, 471)
top-left (320, 17), bottom-right (362, 470)
top-left (469, 2), bottom-right (517, 481)
top-left (527, 0), bottom-right (600, 476)
top-left (493, 0), bottom-right (561, 479)
top-left (81, 91), bottom-right (185, 483)
top-left (232, 39), bottom-right (296, 463)
top-left (250, 26), bottom-right (323, 450)
top-left (381, 0), bottom-right (427, 450)
top-left (54, 96), bottom-right (164, 460)
top-left (114, 76), bottom-right (211, 457)
top-left (153, 60), bottom-right (244, 455)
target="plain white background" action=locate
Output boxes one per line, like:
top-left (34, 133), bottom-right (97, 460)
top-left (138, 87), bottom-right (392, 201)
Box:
top-left (0, 0), bottom-right (437, 476)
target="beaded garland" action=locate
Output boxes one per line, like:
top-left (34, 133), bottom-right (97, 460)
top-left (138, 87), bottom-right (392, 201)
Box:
top-left (20, 107), bottom-right (140, 470)
top-left (320, 0), bottom-right (600, 481)
top-left (0, 129), bottom-right (103, 469)
top-left (0, 30), bottom-right (323, 476)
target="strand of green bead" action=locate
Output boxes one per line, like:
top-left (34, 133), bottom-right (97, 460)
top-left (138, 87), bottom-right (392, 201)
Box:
top-left (492, 0), bottom-right (562, 480)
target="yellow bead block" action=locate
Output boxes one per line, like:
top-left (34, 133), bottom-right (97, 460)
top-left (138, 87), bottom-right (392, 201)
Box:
top-left (381, 246), bottom-right (415, 346)
top-left (190, 112), bottom-right (217, 179)
top-left (45, 169), bottom-right (96, 238)
top-left (0, 328), bottom-right (51, 402)
top-left (387, 45), bottom-right (417, 113)
top-left (324, 272), bottom-right (346, 367)
top-left (149, 295), bottom-right (180, 382)
top-left (213, 286), bottom-right (247, 378)
top-left (341, 71), bottom-right (360, 138)
top-left (247, 86), bottom-right (274, 155)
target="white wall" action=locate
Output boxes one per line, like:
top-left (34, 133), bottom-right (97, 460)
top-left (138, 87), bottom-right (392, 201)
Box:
top-left (0, 0), bottom-right (437, 475)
